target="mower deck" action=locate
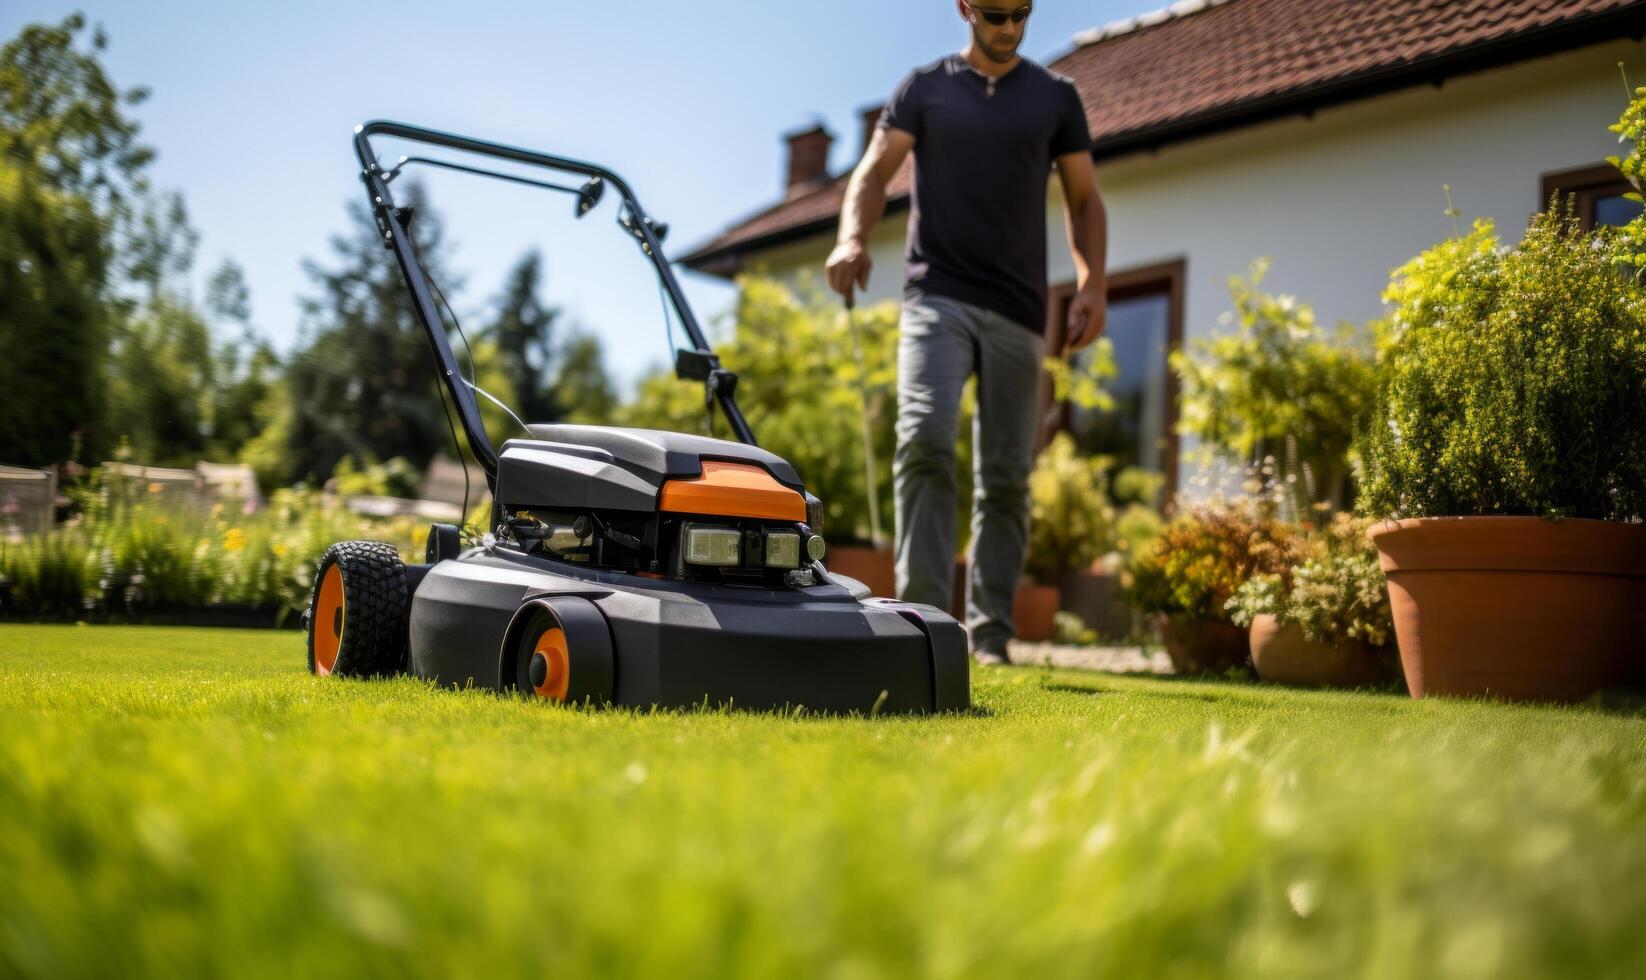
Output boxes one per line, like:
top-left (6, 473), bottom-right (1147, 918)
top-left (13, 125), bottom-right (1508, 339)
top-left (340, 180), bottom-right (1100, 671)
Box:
top-left (409, 549), bottom-right (970, 713)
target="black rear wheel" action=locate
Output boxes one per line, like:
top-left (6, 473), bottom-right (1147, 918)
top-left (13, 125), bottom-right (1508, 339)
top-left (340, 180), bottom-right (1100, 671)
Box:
top-left (306, 540), bottom-right (409, 678)
top-left (505, 598), bottom-right (614, 706)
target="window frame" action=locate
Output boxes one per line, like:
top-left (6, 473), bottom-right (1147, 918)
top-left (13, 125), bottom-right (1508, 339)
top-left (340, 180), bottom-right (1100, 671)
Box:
top-left (1540, 163), bottom-right (1638, 231)
top-left (1040, 258), bottom-right (1185, 504)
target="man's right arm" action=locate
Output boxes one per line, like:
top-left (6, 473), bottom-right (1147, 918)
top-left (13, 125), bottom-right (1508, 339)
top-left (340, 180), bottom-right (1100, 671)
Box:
top-left (825, 126), bottom-right (914, 304)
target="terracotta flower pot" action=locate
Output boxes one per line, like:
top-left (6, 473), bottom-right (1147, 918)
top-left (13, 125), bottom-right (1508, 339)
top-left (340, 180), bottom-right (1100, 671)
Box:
top-left (1013, 581), bottom-right (1061, 643)
top-left (823, 544), bottom-right (895, 598)
top-left (1056, 562), bottom-right (1134, 639)
top-left (1160, 614), bottom-right (1249, 676)
top-left (1247, 613), bottom-right (1383, 689)
top-left (1368, 516), bottom-right (1646, 702)
top-left (946, 559), bottom-right (1062, 642)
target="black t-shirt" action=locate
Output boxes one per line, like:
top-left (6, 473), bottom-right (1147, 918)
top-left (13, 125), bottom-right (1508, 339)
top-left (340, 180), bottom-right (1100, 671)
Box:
top-left (880, 54), bottom-right (1091, 333)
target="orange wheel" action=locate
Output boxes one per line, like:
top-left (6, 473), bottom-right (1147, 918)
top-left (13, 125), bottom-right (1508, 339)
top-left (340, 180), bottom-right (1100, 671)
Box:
top-left (506, 599), bottom-right (614, 706)
top-left (305, 541), bottom-right (409, 678)
top-left (312, 563), bottom-right (345, 676)
top-left (529, 628), bottom-right (572, 700)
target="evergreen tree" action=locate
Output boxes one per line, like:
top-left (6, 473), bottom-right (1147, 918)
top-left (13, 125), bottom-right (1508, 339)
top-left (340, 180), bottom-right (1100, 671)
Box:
top-left (286, 181), bottom-right (461, 481)
top-left (553, 330), bottom-right (617, 425)
top-left (104, 294), bottom-right (217, 466)
top-left (203, 259), bottom-right (280, 459)
top-left (488, 249), bottom-right (561, 423)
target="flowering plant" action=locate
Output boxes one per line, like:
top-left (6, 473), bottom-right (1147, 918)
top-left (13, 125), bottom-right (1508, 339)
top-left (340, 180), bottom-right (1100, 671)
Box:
top-left (1226, 513), bottom-right (1393, 647)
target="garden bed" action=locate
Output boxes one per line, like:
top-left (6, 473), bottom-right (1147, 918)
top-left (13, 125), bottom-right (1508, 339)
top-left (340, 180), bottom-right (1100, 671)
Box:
top-left (2, 624), bottom-right (1642, 977)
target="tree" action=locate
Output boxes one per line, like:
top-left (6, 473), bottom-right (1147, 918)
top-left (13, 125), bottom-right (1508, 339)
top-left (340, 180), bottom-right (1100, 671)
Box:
top-left (0, 164), bottom-right (109, 465)
top-left (287, 181), bottom-right (502, 481)
top-left (0, 14), bottom-right (151, 466)
top-left (552, 330), bottom-right (617, 425)
top-left (204, 258), bottom-right (252, 327)
top-left (487, 249), bottom-right (561, 424)
top-left (615, 276), bottom-right (904, 542)
top-left (1171, 260), bottom-right (1377, 511)
top-left (202, 259), bottom-right (280, 460)
top-left (103, 294), bottom-right (216, 466)
top-left (0, 15), bottom-right (152, 210)
top-left (122, 189), bottom-right (198, 301)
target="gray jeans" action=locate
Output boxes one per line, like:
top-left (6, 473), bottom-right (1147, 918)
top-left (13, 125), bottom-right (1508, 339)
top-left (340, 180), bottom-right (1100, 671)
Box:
top-left (893, 294), bottom-right (1045, 651)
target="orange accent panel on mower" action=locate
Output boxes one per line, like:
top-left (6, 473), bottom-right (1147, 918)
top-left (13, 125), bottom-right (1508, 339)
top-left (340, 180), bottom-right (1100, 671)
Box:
top-left (659, 461), bottom-right (806, 522)
top-left (313, 563), bottom-right (344, 676)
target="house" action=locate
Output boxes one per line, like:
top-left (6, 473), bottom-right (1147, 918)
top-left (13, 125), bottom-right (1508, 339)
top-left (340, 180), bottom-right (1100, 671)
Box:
top-left (680, 0), bottom-right (1646, 499)
top-left (0, 465), bottom-right (56, 538)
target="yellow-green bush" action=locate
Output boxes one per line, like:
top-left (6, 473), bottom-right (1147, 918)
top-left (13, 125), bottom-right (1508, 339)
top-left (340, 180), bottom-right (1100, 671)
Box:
top-left (616, 276), bottom-right (932, 544)
top-left (1358, 206), bottom-right (1646, 520)
top-left (0, 468), bottom-right (424, 623)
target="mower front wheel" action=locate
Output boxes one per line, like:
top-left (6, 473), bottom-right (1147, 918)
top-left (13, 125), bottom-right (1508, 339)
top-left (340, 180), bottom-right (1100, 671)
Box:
top-left (504, 597), bottom-right (614, 706)
top-left (306, 541), bottom-right (409, 678)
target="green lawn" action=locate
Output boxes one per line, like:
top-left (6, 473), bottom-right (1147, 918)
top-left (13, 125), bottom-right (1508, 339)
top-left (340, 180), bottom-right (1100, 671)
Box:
top-left (1, 625), bottom-right (1642, 979)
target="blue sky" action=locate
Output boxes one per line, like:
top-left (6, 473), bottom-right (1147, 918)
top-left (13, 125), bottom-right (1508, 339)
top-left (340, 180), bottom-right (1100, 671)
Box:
top-left (4, 1), bottom-right (1146, 389)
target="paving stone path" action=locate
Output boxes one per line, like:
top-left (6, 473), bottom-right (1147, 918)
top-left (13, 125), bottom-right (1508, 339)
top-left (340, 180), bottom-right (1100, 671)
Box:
top-left (1005, 641), bottom-right (1174, 675)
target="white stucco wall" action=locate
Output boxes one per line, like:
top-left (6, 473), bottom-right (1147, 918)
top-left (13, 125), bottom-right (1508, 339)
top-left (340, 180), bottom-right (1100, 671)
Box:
top-left (707, 37), bottom-right (1646, 492)
top-left (1065, 37), bottom-right (1645, 355)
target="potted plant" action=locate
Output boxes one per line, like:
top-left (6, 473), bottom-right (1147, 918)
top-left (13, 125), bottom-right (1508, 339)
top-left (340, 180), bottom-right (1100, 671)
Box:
top-left (1126, 500), bottom-right (1296, 675)
top-left (1015, 433), bottom-right (1115, 642)
top-left (1172, 261), bottom-right (1377, 512)
top-left (1227, 513), bottom-right (1396, 688)
top-left (1358, 194), bottom-right (1646, 700)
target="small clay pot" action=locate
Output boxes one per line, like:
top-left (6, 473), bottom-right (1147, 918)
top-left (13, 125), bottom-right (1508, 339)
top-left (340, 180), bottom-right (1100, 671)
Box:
top-left (1160, 614), bottom-right (1250, 676)
top-left (1013, 581), bottom-right (1062, 643)
top-left (1369, 516), bottom-right (1646, 702)
top-left (824, 544), bottom-right (896, 598)
top-left (1248, 614), bottom-right (1383, 688)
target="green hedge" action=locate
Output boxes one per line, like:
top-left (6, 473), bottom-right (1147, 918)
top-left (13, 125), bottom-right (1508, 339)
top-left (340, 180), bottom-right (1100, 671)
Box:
top-left (0, 472), bottom-right (425, 624)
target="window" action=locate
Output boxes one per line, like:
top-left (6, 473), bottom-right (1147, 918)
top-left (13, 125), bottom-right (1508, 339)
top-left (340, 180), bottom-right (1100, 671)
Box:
top-left (1040, 260), bottom-right (1184, 504)
top-left (1540, 164), bottom-right (1643, 230)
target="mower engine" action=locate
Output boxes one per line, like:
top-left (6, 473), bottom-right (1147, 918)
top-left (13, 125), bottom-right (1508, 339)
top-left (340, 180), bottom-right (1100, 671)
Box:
top-left (492, 424), bottom-right (827, 588)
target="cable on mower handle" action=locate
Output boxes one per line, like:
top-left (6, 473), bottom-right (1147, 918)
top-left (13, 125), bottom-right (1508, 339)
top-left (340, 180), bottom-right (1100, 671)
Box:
top-left (351, 120), bottom-right (758, 491)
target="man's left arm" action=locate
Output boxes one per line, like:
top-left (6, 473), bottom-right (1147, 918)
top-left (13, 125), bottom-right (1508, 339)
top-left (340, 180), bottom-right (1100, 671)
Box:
top-left (1056, 150), bottom-right (1108, 353)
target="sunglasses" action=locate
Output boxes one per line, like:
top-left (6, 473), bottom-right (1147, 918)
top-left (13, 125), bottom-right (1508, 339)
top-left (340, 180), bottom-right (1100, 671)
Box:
top-left (966, 2), bottom-right (1032, 26)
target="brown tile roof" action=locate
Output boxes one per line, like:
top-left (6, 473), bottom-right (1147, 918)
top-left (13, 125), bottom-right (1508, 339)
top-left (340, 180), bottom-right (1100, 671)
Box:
top-left (682, 0), bottom-right (1646, 273)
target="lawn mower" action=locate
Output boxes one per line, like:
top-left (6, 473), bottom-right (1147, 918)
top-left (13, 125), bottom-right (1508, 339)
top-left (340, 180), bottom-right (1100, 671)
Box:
top-left (304, 120), bottom-right (969, 713)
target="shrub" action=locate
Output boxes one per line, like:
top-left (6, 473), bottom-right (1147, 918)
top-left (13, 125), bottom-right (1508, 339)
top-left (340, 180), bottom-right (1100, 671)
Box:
top-left (0, 466), bottom-right (424, 622)
top-left (615, 276), bottom-right (914, 544)
top-left (1024, 433), bottom-right (1116, 583)
top-left (1125, 501), bottom-right (1297, 621)
top-left (329, 455), bottom-right (422, 499)
top-left (1172, 261), bottom-right (1377, 509)
top-left (1226, 513), bottom-right (1393, 647)
top-left (1052, 610), bottom-right (1098, 646)
top-left (1358, 205), bottom-right (1646, 521)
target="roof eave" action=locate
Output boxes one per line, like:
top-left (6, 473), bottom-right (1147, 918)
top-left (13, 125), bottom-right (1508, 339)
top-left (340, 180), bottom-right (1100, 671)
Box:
top-left (1094, 2), bottom-right (1646, 160)
top-left (680, 195), bottom-right (911, 277)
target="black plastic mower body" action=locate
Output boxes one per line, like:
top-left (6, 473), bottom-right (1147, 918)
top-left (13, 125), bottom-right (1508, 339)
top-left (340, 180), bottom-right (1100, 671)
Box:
top-left (406, 545), bottom-right (968, 713)
top-left (417, 424), bottom-right (970, 713)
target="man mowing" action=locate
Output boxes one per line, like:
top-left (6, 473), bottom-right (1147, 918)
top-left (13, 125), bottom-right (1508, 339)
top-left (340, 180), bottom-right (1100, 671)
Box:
top-left (826, 0), bottom-right (1109, 665)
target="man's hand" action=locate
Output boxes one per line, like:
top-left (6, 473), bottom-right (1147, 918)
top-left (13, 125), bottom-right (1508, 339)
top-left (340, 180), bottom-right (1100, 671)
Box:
top-left (1064, 286), bottom-right (1107, 353)
top-left (826, 239), bottom-right (872, 305)
top-left (826, 127), bottom-right (911, 306)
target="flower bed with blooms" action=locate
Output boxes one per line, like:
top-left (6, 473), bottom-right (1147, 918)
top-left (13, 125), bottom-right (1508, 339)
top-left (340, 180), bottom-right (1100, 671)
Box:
top-left (0, 470), bottom-right (427, 624)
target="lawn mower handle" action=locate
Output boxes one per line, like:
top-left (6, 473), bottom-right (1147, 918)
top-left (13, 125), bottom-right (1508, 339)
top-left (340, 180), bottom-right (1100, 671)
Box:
top-left (351, 120), bottom-right (758, 488)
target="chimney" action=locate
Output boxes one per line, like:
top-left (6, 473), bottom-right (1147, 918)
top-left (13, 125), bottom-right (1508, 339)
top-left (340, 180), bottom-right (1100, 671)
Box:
top-left (783, 123), bottom-right (833, 197)
top-left (858, 104), bottom-right (884, 161)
